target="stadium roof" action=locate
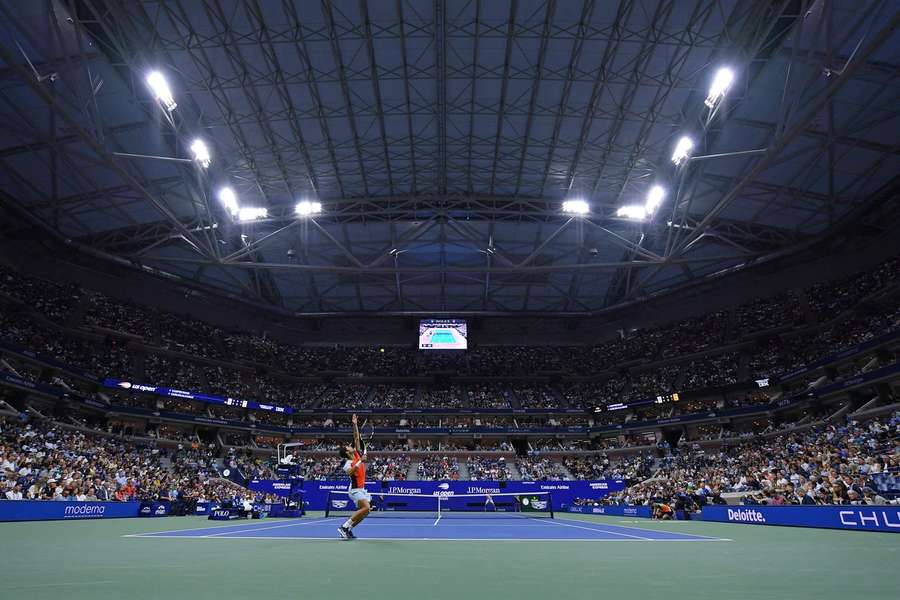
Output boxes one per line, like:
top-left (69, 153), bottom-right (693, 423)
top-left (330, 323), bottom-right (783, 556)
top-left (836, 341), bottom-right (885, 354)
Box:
top-left (0, 0), bottom-right (898, 315)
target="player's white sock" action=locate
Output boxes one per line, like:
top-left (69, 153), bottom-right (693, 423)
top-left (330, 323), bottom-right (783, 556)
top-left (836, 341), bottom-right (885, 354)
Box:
top-left (342, 519), bottom-right (354, 530)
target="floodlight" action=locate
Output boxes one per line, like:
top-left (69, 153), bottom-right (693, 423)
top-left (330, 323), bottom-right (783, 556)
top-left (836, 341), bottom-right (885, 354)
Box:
top-left (562, 199), bottom-right (589, 215)
top-left (237, 207), bottom-right (268, 222)
top-left (645, 185), bottom-right (666, 214)
top-left (705, 67), bottom-right (735, 108)
top-left (671, 136), bottom-right (694, 166)
top-left (616, 205), bottom-right (647, 220)
top-left (146, 71), bottom-right (176, 111)
top-left (190, 139), bottom-right (210, 169)
top-left (218, 187), bottom-right (238, 216)
top-left (295, 200), bottom-right (322, 216)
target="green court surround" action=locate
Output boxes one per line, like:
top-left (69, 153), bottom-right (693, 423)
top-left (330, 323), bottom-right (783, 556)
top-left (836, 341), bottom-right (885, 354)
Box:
top-left (3, 512), bottom-right (897, 600)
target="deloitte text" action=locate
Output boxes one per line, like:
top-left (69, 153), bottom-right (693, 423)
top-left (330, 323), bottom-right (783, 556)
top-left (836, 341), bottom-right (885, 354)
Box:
top-left (727, 508), bottom-right (766, 523)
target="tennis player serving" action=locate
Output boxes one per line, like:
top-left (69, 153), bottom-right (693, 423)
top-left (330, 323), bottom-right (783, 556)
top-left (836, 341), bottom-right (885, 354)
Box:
top-left (337, 414), bottom-right (370, 540)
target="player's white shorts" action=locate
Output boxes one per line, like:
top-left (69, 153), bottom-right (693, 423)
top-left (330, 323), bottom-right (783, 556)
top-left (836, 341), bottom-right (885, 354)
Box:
top-left (348, 488), bottom-right (372, 504)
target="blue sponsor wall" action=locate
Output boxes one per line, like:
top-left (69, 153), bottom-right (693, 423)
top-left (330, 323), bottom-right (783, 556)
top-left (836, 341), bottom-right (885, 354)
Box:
top-left (0, 500), bottom-right (142, 522)
top-left (247, 479), bottom-right (298, 497)
top-left (138, 501), bottom-right (170, 517)
top-left (702, 505), bottom-right (900, 533)
top-left (567, 505), bottom-right (653, 518)
top-left (296, 479), bottom-right (625, 511)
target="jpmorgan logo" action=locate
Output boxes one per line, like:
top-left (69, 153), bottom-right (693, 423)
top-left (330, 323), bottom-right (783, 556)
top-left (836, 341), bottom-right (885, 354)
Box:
top-left (387, 487), bottom-right (422, 495)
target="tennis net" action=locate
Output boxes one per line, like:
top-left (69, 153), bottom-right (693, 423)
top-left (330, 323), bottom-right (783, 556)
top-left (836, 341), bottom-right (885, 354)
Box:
top-left (324, 491), bottom-right (554, 519)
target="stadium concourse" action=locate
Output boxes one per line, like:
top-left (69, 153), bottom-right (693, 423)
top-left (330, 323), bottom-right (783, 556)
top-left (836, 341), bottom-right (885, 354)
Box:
top-left (2, 0), bottom-right (900, 599)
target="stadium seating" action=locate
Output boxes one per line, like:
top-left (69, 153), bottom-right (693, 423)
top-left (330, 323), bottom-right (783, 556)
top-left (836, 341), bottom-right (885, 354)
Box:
top-left (0, 254), bottom-right (898, 510)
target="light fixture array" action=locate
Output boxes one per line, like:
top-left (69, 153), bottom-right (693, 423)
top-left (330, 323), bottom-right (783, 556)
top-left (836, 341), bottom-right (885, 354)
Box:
top-left (613, 67), bottom-right (735, 222)
top-left (145, 70), bottom-right (321, 223)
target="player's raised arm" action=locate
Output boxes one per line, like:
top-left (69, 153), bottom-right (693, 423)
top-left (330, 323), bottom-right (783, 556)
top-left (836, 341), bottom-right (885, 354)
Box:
top-left (352, 413), bottom-right (361, 452)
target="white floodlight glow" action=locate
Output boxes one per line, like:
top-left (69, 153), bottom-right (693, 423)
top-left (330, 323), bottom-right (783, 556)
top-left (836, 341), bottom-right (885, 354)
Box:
top-left (616, 205), bottom-right (647, 220)
top-left (190, 139), bottom-right (211, 169)
top-left (562, 199), bottom-right (590, 215)
top-left (671, 136), bottom-right (694, 166)
top-left (146, 71), bottom-right (176, 111)
top-left (645, 185), bottom-right (666, 214)
top-left (218, 187), bottom-right (239, 216)
top-left (295, 200), bottom-right (322, 216)
top-left (705, 67), bottom-right (735, 108)
top-left (237, 207), bottom-right (268, 222)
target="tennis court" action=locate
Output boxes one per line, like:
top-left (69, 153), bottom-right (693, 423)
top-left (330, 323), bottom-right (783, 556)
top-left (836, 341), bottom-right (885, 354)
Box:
top-left (429, 329), bottom-right (458, 344)
top-left (124, 514), bottom-right (726, 542)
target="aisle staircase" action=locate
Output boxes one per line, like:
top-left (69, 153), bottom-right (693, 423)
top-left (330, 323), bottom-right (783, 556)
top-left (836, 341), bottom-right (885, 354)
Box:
top-left (558, 462), bottom-right (575, 480)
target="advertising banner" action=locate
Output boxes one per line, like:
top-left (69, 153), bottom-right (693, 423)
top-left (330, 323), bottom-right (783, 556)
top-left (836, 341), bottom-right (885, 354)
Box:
top-left (566, 505), bottom-right (653, 518)
top-left (247, 479), bottom-right (298, 497)
top-left (297, 479), bottom-right (625, 511)
top-left (138, 501), bottom-right (170, 517)
top-left (0, 500), bottom-right (142, 522)
top-left (102, 378), bottom-right (294, 415)
top-left (702, 505), bottom-right (900, 533)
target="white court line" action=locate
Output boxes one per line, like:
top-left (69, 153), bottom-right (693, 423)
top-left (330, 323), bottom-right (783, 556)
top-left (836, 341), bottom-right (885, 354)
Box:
top-left (123, 535), bottom-right (730, 542)
top-left (537, 517), bottom-right (653, 540)
top-left (123, 517), bottom-right (337, 538)
top-left (121, 517), bottom-right (297, 537)
top-left (7, 580), bottom-right (119, 589)
top-left (556, 515), bottom-right (721, 540)
top-left (203, 518), bottom-right (342, 537)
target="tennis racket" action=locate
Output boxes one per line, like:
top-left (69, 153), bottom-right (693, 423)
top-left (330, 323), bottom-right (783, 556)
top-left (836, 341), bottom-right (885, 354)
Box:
top-left (360, 419), bottom-right (375, 455)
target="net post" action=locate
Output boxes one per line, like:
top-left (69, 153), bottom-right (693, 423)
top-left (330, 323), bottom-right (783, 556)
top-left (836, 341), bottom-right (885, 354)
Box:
top-left (324, 490), bottom-right (332, 518)
top-left (548, 492), bottom-right (555, 519)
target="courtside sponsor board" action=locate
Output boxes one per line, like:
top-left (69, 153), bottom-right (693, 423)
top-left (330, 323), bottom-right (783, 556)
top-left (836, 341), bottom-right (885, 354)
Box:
top-left (702, 505), bottom-right (900, 533)
top-left (567, 505), bottom-right (653, 518)
top-left (0, 500), bottom-right (141, 522)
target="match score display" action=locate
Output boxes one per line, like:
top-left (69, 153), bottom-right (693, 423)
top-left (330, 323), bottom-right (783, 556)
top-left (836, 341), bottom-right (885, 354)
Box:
top-left (418, 319), bottom-right (467, 350)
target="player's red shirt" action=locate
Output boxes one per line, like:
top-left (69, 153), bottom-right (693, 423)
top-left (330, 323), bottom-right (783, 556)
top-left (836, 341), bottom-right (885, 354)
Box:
top-left (345, 450), bottom-right (366, 489)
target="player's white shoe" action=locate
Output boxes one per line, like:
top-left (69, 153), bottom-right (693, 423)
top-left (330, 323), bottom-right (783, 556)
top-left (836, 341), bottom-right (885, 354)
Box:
top-left (338, 526), bottom-right (349, 540)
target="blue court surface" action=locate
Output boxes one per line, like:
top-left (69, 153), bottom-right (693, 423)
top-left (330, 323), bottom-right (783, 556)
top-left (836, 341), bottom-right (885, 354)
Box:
top-left (125, 516), bottom-right (730, 542)
top-left (430, 329), bottom-right (458, 344)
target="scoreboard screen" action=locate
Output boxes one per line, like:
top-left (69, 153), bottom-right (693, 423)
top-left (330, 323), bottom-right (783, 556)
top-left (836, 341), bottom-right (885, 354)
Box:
top-left (418, 319), bottom-right (467, 350)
